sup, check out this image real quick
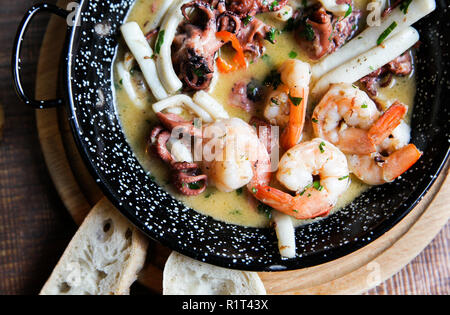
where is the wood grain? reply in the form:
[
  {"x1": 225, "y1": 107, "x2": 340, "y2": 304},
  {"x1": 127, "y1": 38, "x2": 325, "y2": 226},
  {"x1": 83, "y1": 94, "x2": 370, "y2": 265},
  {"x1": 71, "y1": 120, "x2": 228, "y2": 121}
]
[
  {"x1": 34, "y1": 0, "x2": 450, "y2": 295},
  {"x1": 0, "y1": 0, "x2": 77, "y2": 295},
  {"x1": 0, "y1": 0, "x2": 447, "y2": 295}
]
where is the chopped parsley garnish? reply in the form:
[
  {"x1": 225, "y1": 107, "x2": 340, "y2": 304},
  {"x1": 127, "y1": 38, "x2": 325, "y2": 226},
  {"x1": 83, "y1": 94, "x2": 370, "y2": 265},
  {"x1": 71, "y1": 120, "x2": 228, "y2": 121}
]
[
  {"x1": 303, "y1": 23, "x2": 315, "y2": 41},
  {"x1": 377, "y1": 22, "x2": 397, "y2": 45},
  {"x1": 299, "y1": 184, "x2": 312, "y2": 196},
  {"x1": 344, "y1": 4, "x2": 352, "y2": 19},
  {"x1": 243, "y1": 15, "x2": 253, "y2": 25},
  {"x1": 328, "y1": 30, "x2": 334, "y2": 42},
  {"x1": 361, "y1": 104, "x2": 368, "y2": 108},
  {"x1": 288, "y1": 94, "x2": 303, "y2": 106},
  {"x1": 269, "y1": 0, "x2": 279, "y2": 11},
  {"x1": 266, "y1": 27, "x2": 279, "y2": 44},
  {"x1": 257, "y1": 203, "x2": 273, "y2": 219},
  {"x1": 339, "y1": 175, "x2": 349, "y2": 181},
  {"x1": 188, "y1": 182, "x2": 202, "y2": 190},
  {"x1": 313, "y1": 180, "x2": 323, "y2": 191},
  {"x1": 252, "y1": 187, "x2": 258, "y2": 194},
  {"x1": 155, "y1": 29, "x2": 165, "y2": 54},
  {"x1": 329, "y1": 19, "x2": 337, "y2": 42},
  {"x1": 192, "y1": 67, "x2": 204, "y2": 78},
  {"x1": 400, "y1": 0, "x2": 413, "y2": 14},
  {"x1": 319, "y1": 141, "x2": 326, "y2": 153},
  {"x1": 288, "y1": 51, "x2": 298, "y2": 59},
  {"x1": 261, "y1": 54, "x2": 272, "y2": 64},
  {"x1": 283, "y1": 17, "x2": 300, "y2": 32},
  {"x1": 271, "y1": 97, "x2": 280, "y2": 106},
  {"x1": 229, "y1": 209, "x2": 242, "y2": 215},
  {"x1": 312, "y1": 118, "x2": 319, "y2": 123}
]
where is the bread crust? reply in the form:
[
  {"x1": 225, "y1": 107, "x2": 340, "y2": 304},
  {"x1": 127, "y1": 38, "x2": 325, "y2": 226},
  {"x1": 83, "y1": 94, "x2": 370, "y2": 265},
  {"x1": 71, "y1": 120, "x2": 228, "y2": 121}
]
[
  {"x1": 163, "y1": 251, "x2": 266, "y2": 295},
  {"x1": 40, "y1": 198, "x2": 148, "y2": 295}
]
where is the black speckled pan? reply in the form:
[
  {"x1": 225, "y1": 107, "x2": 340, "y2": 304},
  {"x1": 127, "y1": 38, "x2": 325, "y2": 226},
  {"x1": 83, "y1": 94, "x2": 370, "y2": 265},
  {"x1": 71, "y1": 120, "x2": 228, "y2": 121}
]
[{"x1": 13, "y1": 0, "x2": 450, "y2": 271}]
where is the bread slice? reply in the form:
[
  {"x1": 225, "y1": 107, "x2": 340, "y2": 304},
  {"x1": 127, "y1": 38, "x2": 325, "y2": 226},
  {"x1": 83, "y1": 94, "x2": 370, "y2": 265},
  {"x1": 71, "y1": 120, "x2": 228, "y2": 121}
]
[
  {"x1": 40, "y1": 198, "x2": 148, "y2": 295},
  {"x1": 163, "y1": 252, "x2": 266, "y2": 295}
]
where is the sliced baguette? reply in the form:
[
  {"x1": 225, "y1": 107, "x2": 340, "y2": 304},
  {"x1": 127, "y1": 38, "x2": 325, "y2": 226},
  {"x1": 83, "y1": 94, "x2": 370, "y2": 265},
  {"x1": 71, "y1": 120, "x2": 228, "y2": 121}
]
[
  {"x1": 163, "y1": 252, "x2": 266, "y2": 295},
  {"x1": 40, "y1": 198, "x2": 148, "y2": 295}
]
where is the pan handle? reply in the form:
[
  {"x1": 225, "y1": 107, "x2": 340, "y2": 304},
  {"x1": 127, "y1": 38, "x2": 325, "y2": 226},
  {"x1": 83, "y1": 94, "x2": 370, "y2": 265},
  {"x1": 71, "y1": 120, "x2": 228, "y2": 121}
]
[{"x1": 12, "y1": 3, "x2": 70, "y2": 109}]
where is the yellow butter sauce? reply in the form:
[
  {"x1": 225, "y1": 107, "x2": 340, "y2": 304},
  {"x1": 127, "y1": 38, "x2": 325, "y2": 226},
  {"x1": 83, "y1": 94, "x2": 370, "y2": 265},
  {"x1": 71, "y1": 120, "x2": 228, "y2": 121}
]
[{"x1": 114, "y1": 0, "x2": 416, "y2": 228}]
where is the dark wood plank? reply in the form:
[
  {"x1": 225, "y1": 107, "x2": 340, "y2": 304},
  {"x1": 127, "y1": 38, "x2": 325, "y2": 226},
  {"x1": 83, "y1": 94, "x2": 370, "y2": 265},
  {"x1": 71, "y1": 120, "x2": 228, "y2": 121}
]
[
  {"x1": 0, "y1": 0, "x2": 447, "y2": 295},
  {"x1": 0, "y1": 0, "x2": 76, "y2": 295},
  {"x1": 366, "y1": 223, "x2": 449, "y2": 295}
]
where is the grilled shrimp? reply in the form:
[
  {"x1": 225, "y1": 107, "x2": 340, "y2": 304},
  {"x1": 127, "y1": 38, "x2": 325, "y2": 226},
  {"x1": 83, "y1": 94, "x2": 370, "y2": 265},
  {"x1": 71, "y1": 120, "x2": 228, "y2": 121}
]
[
  {"x1": 378, "y1": 120, "x2": 411, "y2": 155},
  {"x1": 250, "y1": 139, "x2": 350, "y2": 220},
  {"x1": 264, "y1": 59, "x2": 312, "y2": 150},
  {"x1": 312, "y1": 83, "x2": 422, "y2": 185},
  {"x1": 202, "y1": 118, "x2": 271, "y2": 192},
  {"x1": 312, "y1": 83, "x2": 408, "y2": 155},
  {"x1": 346, "y1": 112, "x2": 421, "y2": 185},
  {"x1": 347, "y1": 144, "x2": 422, "y2": 185}
]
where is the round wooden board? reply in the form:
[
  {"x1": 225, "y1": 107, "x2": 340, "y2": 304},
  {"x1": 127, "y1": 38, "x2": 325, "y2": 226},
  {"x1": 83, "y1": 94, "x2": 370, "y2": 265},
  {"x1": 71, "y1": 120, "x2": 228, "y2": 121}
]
[{"x1": 35, "y1": 0, "x2": 450, "y2": 295}]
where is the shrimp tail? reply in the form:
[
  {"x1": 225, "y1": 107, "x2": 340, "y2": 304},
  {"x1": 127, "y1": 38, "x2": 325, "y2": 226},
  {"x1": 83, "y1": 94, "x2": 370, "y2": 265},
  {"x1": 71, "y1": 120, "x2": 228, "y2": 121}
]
[
  {"x1": 280, "y1": 88, "x2": 308, "y2": 150},
  {"x1": 383, "y1": 143, "x2": 422, "y2": 182},
  {"x1": 337, "y1": 127, "x2": 377, "y2": 155},
  {"x1": 253, "y1": 185, "x2": 332, "y2": 220},
  {"x1": 368, "y1": 102, "x2": 408, "y2": 146}
]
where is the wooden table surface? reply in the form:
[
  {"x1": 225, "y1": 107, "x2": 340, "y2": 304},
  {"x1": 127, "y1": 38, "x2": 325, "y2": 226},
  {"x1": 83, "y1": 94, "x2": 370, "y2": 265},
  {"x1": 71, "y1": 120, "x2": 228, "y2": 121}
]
[{"x1": 0, "y1": 0, "x2": 448, "y2": 295}]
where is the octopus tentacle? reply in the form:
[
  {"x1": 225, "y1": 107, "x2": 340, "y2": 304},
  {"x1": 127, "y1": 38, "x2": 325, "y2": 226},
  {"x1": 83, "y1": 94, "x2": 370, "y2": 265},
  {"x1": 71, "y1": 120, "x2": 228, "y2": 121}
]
[
  {"x1": 175, "y1": 172, "x2": 208, "y2": 184},
  {"x1": 156, "y1": 112, "x2": 202, "y2": 137},
  {"x1": 216, "y1": 11, "x2": 241, "y2": 34},
  {"x1": 155, "y1": 130, "x2": 174, "y2": 163},
  {"x1": 150, "y1": 125, "x2": 164, "y2": 143},
  {"x1": 172, "y1": 164, "x2": 208, "y2": 196},
  {"x1": 172, "y1": 161, "x2": 200, "y2": 170},
  {"x1": 359, "y1": 51, "x2": 413, "y2": 96},
  {"x1": 173, "y1": 0, "x2": 285, "y2": 91},
  {"x1": 181, "y1": 1, "x2": 215, "y2": 26},
  {"x1": 180, "y1": 52, "x2": 215, "y2": 91},
  {"x1": 296, "y1": 5, "x2": 361, "y2": 61},
  {"x1": 227, "y1": 0, "x2": 288, "y2": 17},
  {"x1": 149, "y1": 118, "x2": 208, "y2": 196}
]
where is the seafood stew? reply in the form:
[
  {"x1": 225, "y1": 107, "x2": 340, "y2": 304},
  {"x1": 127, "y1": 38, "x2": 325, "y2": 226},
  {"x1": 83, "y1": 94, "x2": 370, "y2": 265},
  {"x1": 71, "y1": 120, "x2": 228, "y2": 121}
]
[{"x1": 114, "y1": 0, "x2": 436, "y2": 258}]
